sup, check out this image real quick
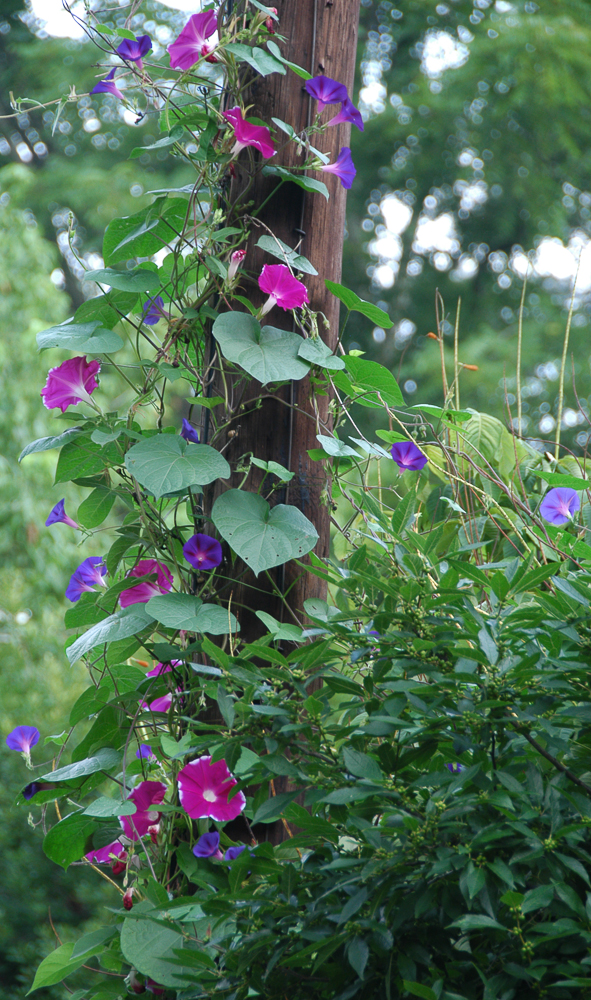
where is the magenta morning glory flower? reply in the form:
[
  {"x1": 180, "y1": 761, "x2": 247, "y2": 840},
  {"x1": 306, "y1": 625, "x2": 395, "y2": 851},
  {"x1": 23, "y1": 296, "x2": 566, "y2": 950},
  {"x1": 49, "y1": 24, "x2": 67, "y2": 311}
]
[
  {"x1": 85, "y1": 839, "x2": 126, "y2": 865},
  {"x1": 177, "y1": 755, "x2": 246, "y2": 822},
  {"x1": 192, "y1": 831, "x2": 223, "y2": 859},
  {"x1": 223, "y1": 106, "x2": 275, "y2": 159},
  {"x1": 539, "y1": 487, "x2": 581, "y2": 526},
  {"x1": 305, "y1": 74, "x2": 348, "y2": 111},
  {"x1": 140, "y1": 689, "x2": 179, "y2": 714},
  {"x1": 45, "y1": 499, "x2": 78, "y2": 530},
  {"x1": 6, "y1": 726, "x2": 40, "y2": 754},
  {"x1": 119, "y1": 559, "x2": 173, "y2": 608},
  {"x1": 180, "y1": 419, "x2": 199, "y2": 444},
  {"x1": 91, "y1": 69, "x2": 124, "y2": 101},
  {"x1": 120, "y1": 780, "x2": 167, "y2": 841},
  {"x1": 142, "y1": 296, "x2": 167, "y2": 325},
  {"x1": 168, "y1": 10, "x2": 218, "y2": 70},
  {"x1": 41, "y1": 356, "x2": 101, "y2": 412},
  {"x1": 258, "y1": 264, "x2": 309, "y2": 315},
  {"x1": 146, "y1": 661, "x2": 178, "y2": 677},
  {"x1": 390, "y1": 440, "x2": 428, "y2": 472},
  {"x1": 318, "y1": 147, "x2": 356, "y2": 189},
  {"x1": 183, "y1": 533, "x2": 223, "y2": 570},
  {"x1": 65, "y1": 556, "x2": 108, "y2": 602},
  {"x1": 326, "y1": 96, "x2": 364, "y2": 131},
  {"x1": 116, "y1": 34, "x2": 152, "y2": 70},
  {"x1": 136, "y1": 744, "x2": 154, "y2": 760}
]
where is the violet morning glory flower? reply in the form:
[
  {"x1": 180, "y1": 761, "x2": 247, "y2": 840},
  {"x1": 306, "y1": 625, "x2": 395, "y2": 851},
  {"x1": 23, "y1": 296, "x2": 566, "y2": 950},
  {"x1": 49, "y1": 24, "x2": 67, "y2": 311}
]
[
  {"x1": 119, "y1": 559, "x2": 173, "y2": 608},
  {"x1": 224, "y1": 845, "x2": 249, "y2": 861},
  {"x1": 168, "y1": 10, "x2": 218, "y2": 70},
  {"x1": 6, "y1": 726, "x2": 40, "y2": 754},
  {"x1": 45, "y1": 499, "x2": 79, "y2": 530},
  {"x1": 23, "y1": 782, "x2": 41, "y2": 800},
  {"x1": 177, "y1": 756, "x2": 246, "y2": 822},
  {"x1": 142, "y1": 296, "x2": 168, "y2": 325},
  {"x1": 223, "y1": 106, "x2": 275, "y2": 159},
  {"x1": 318, "y1": 147, "x2": 356, "y2": 189},
  {"x1": 91, "y1": 69, "x2": 124, "y2": 101},
  {"x1": 193, "y1": 830, "x2": 223, "y2": 859},
  {"x1": 258, "y1": 264, "x2": 309, "y2": 315},
  {"x1": 120, "y1": 780, "x2": 167, "y2": 841},
  {"x1": 116, "y1": 34, "x2": 152, "y2": 70},
  {"x1": 390, "y1": 440, "x2": 428, "y2": 472},
  {"x1": 65, "y1": 556, "x2": 108, "y2": 602},
  {"x1": 326, "y1": 96, "x2": 364, "y2": 131},
  {"x1": 305, "y1": 74, "x2": 348, "y2": 111},
  {"x1": 180, "y1": 419, "x2": 199, "y2": 444},
  {"x1": 183, "y1": 533, "x2": 223, "y2": 571},
  {"x1": 136, "y1": 744, "x2": 154, "y2": 760},
  {"x1": 446, "y1": 763, "x2": 463, "y2": 774},
  {"x1": 41, "y1": 356, "x2": 101, "y2": 412},
  {"x1": 539, "y1": 487, "x2": 581, "y2": 526}
]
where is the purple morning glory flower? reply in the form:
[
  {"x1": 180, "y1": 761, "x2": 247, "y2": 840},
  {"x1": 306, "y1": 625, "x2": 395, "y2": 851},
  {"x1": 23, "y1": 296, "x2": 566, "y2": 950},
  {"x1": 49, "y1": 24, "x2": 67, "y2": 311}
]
[
  {"x1": 116, "y1": 34, "x2": 152, "y2": 70},
  {"x1": 91, "y1": 69, "x2": 124, "y2": 101},
  {"x1": 136, "y1": 745, "x2": 154, "y2": 760},
  {"x1": 193, "y1": 831, "x2": 223, "y2": 859},
  {"x1": 318, "y1": 147, "x2": 356, "y2": 189},
  {"x1": 23, "y1": 782, "x2": 41, "y2": 800},
  {"x1": 142, "y1": 296, "x2": 167, "y2": 325},
  {"x1": 6, "y1": 726, "x2": 40, "y2": 754},
  {"x1": 65, "y1": 556, "x2": 108, "y2": 602},
  {"x1": 305, "y1": 74, "x2": 348, "y2": 111},
  {"x1": 224, "y1": 845, "x2": 250, "y2": 861},
  {"x1": 183, "y1": 533, "x2": 223, "y2": 571},
  {"x1": 180, "y1": 419, "x2": 199, "y2": 444},
  {"x1": 326, "y1": 97, "x2": 364, "y2": 131},
  {"x1": 539, "y1": 487, "x2": 581, "y2": 526},
  {"x1": 45, "y1": 499, "x2": 78, "y2": 530},
  {"x1": 446, "y1": 763, "x2": 463, "y2": 774},
  {"x1": 390, "y1": 440, "x2": 428, "y2": 472}
]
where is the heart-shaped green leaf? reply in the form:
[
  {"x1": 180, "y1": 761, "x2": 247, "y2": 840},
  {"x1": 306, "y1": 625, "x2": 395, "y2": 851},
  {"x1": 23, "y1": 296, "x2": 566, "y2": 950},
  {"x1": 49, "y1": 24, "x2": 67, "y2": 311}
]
[
  {"x1": 211, "y1": 490, "x2": 318, "y2": 575},
  {"x1": 146, "y1": 593, "x2": 238, "y2": 635},
  {"x1": 212, "y1": 312, "x2": 310, "y2": 384},
  {"x1": 125, "y1": 436, "x2": 230, "y2": 498}
]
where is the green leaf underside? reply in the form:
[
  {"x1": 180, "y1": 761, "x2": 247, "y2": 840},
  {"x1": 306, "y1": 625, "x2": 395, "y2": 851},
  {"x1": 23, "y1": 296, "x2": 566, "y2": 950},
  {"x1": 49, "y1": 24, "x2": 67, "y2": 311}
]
[
  {"x1": 39, "y1": 747, "x2": 121, "y2": 783},
  {"x1": 255, "y1": 234, "x2": 318, "y2": 275},
  {"x1": 36, "y1": 320, "x2": 124, "y2": 354},
  {"x1": 66, "y1": 605, "x2": 154, "y2": 664},
  {"x1": 19, "y1": 427, "x2": 84, "y2": 462},
  {"x1": 212, "y1": 490, "x2": 318, "y2": 575},
  {"x1": 212, "y1": 312, "x2": 310, "y2": 384},
  {"x1": 262, "y1": 164, "x2": 329, "y2": 200},
  {"x1": 125, "y1": 436, "x2": 230, "y2": 498},
  {"x1": 120, "y1": 902, "x2": 196, "y2": 988},
  {"x1": 325, "y1": 278, "x2": 393, "y2": 327},
  {"x1": 298, "y1": 337, "x2": 346, "y2": 369},
  {"x1": 84, "y1": 267, "x2": 161, "y2": 293},
  {"x1": 146, "y1": 593, "x2": 239, "y2": 635}
]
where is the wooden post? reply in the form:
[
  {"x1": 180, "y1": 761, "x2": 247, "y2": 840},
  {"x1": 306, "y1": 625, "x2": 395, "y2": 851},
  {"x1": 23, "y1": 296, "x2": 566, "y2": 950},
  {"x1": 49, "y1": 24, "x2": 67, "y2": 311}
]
[{"x1": 205, "y1": 0, "x2": 360, "y2": 634}]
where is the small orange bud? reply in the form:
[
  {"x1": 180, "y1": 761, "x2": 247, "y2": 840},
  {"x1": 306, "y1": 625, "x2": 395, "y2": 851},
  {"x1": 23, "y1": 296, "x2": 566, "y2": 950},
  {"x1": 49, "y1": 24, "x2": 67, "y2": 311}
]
[
  {"x1": 426, "y1": 332, "x2": 438, "y2": 340},
  {"x1": 134, "y1": 659, "x2": 149, "y2": 668},
  {"x1": 463, "y1": 364, "x2": 479, "y2": 371}
]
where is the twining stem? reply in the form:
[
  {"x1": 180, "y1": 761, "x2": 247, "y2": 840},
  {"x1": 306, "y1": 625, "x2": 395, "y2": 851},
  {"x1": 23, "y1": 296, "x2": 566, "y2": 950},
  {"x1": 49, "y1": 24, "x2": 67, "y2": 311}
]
[{"x1": 516, "y1": 267, "x2": 528, "y2": 437}]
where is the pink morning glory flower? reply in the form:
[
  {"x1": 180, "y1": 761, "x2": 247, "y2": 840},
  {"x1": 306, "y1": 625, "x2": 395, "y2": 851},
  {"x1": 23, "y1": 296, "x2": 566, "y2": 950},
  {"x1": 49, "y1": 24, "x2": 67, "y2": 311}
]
[
  {"x1": 91, "y1": 69, "x2": 124, "y2": 101},
  {"x1": 258, "y1": 263, "x2": 309, "y2": 315},
  {"x1": 318, "y1": 147, "x2": 356, "y2": 189},
  {"x1": 168, "y1": 10, "x2": 218, "y2": 70},
  {"x1": 305, "y1": 74, "x2": 348, "y2": 111},
  {"x1": 192, "y1": 830, "x2": 223, "y2": 859},
  {"x1": 326, "y1": 96, "x2": 364, "y2": 132},
  {"x1": 41, "y1": 356, "x2": 101, "y2": 412},
  {"x1": 180, "y1": 419, "x2": 199, "y2": 444},
  {"x1": 6, "y1": 725, "x2": 40, "y2": 754},
  {"x1": 119, "y1": 559, "x2": 173, "y2": 608},
  {"x1": 45, "y1": 499, "x2": 78, "y2": 530},
  {"x1": 120, "y1": 780, "x2": 167, "y2": 841},
  {"x1": 177, "y1": 755, "x2": 246, "y2": 822},
  {"x1": 140, "y1": 690, "x2": 179, "y2": 714},
  {"x1": 146, "y1": 661, "x2": 178, "y2": 677},
  {"x1": 390, "y1": 440, "x2": 428, "y2": 472},
  {"x1": 65, "y1": 556, "x2": 108, "y2": 602},
  {"x1": 223, "y1": 106, "x2": 275, "y2": 159},
  {"x1": 116, "y1": 34, "x2": 152, "y2": 70},
  {"x1": 142, "y1": 296, "x2": 168, "y2": 325},
  {"x1": 539, "y1": 487, "x2": 581, "y2": 526},
  {"x1": 85, "y1": 840, "x2": 126, "y2": 865},
  {"x1": 183, "y1": 533, "x2": 223, "y2": 570}
]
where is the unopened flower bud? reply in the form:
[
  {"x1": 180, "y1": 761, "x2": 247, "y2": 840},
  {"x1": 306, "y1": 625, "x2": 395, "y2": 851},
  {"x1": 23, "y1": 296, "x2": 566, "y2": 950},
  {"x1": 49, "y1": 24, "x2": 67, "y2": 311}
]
[
  {"x1": 123, "y1": 887, "x2": 135, "y2": 910},
  {"x1": 463, "y1": 364, "x2": 479, "y2": 371},
  {"x1": 265, "y1": 8, "x2": 278, "y2": 31},
  {"x1": 147, "y1": 823, "x2": 160, "y2": 845},
  {"x1": 426, "y1": 331, "x2": 438, "y2": 340},
  {"x1": 228, "y1": 249, "x2": 247, "y2": 282},
  {"x1": 128, "y1": 970, "x2": 146, "y2": 994}
]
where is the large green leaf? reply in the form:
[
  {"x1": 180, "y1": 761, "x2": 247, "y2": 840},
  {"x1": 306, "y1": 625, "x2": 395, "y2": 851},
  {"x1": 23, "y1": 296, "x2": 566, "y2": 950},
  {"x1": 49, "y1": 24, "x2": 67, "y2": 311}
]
[
  {"x1": 125, "y1": 435, "x2": 230, "y2": 498},
  {"x1": 120, "y1": 902, "x2": 195, "y2": 988},
  {"x1": 66, "y1": 605, "x2": 155, "y2": 664},
  {"x1": 27, "y1": 942, "x2": 88, "y2": 992},
  {"x1": 103, "y1": 199, "x2": 189, "y2": 264},
  {"x1": 224, "y1": 42, "x2": 286, "y2": 76},
  {"x1": 325, "y1": 279, "x2": 393, "y2": 327},
  {"x1": 335, "y1": 356, "x2": 404, "y2": 408},
  {"x1": 76, "y1": 486, "x2": 116, "y2": 528},
  {"x1": 42, "y1": 813, "x2": 98, "y2": 870},
  {"x1": 146, "y1": 593, "x2": 238, "y2": 635},
  {"x1": 255, "y1": 235, "x2": 318, "y2": 275},
  {"x1": 212, "y1": 312, "x2": 310, "y2": 384},
  {"x1": 84, "y1": 267, "x2": 161, "y2": 293},
  {"x1": 262, "y1": 164, "x2": 329, "y2": 200},
  {"x1": 36, "y1": 320, "x2": 124, "y2": 354},
  {"x1": 38, "y1": 748, "x2": 121, "y2": 782},
  {"x1": 211, "y1": 490, "x2": 318, "y2": 575},
  {"x1": 19, "y1": 427, "x2": 84, "y2": 462}
]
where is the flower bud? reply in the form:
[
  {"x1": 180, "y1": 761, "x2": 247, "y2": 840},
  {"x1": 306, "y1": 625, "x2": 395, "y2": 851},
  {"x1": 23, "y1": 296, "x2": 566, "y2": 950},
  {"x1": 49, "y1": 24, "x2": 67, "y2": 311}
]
[
  {"x1": 147, "y1": 823, "x2": 160, "y2": 845},
  {"x1": 128, "y1": 970, "x2": 146, "y2": 994},
  {"x1": 228, "y1": 248, "x2": 246, "y2": 282},
  {"x1": 123, "y1": 887, "x2": 135, "y2": 910},
  {"x1": 265, "y1": 8, "x2": 278, "y2": 31}
]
